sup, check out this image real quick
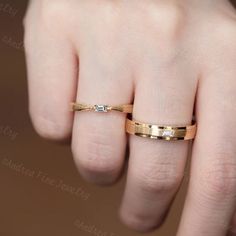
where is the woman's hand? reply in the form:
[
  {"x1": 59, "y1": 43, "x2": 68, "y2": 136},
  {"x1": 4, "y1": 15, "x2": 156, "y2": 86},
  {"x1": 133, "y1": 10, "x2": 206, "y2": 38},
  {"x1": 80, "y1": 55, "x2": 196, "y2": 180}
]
[{"x1": 24, "y1": 0, "x2": 236, "y2": 235}]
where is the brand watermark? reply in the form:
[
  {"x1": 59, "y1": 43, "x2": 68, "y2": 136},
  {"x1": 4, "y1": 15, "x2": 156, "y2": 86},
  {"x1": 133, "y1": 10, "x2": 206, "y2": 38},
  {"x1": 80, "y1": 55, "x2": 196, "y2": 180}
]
[
  {"x1": 74, "y1": 219, "x2": 118, "y2": 236},
  {"x1": 1, "y1": 157, "x2": 90, "y2": 201},
  {"x1": 0, "y1": 125, "x2": 18, "y2": 141},
  {"x1": 2, "y1": 35, "x2": 24, "y2": 52},
  {"x1": 0, "y1": 2, "x2": 18, "y2": 18}
]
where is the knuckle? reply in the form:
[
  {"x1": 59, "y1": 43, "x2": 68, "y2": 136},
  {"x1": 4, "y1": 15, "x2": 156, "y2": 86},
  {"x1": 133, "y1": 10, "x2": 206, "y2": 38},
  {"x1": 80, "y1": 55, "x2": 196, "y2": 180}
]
[
  {"x1": 72, "y1": 130, "x2": 119, "y2": 174},
  {"x1": 137, "y1": 2, "x2": 186, "y2": 61},
  {"x1": 40, "y1": 0, "x2": 71, "y2": 30},
  {"x1": 217, "y1": 16, "x2": 236, "y2": 39},
  {"x1": 79, "y1": 161, "x2": 116, "y2": 176},
  {"x1": 78, "y1": 153, "x2": 117, "y2": 175},
  {"x1": 135, "y1": 162, "x2": 183, "y2": 194},
  {"x1": 202, "y1": 152, "x2": 236, "y2": 197},
  {"x1": 209, "y1": 16, "x2": 236, "y2": 57},
  {"x1": 23, "y1": 1, "x2": 70, "y2": 53},
  {"x1": 146, "y1": 2, "x2": 185, "y2": 41},
  {"x1": 97, "y1": 0, "x2": 121, "y2": 16},
  {"x1": 121, "y1": 213, "x2": 159, "y2": 233},
  {"x1": 31, "y1": 114, "x2": 71, "y2": 141}
]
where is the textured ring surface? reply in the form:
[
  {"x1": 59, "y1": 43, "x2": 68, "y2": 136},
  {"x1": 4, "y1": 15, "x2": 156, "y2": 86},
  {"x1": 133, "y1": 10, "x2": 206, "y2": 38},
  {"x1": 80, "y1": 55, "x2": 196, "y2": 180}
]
[{"x1": 126, "y1": 118, "x2": 197, "y2": 141}]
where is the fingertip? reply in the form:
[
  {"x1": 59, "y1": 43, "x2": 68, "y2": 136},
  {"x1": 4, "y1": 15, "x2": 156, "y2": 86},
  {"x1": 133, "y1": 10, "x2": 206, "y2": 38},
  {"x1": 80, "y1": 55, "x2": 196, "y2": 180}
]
[
  {"x1": 119, "y1": 207, "x2": 163, "y2": 233},
  {"x1": 72, "y1": 148, "x2": 122, "y2": 186},
  {"x1": 30, "y1": 113, "x2": 72, "y2": 142}
]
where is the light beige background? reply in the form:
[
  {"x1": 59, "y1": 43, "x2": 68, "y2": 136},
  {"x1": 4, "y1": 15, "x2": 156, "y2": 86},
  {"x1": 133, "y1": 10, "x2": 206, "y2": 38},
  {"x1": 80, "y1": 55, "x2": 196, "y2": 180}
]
[{"x1": 0, "y1": 1, "x2": 235, "y2": 235}]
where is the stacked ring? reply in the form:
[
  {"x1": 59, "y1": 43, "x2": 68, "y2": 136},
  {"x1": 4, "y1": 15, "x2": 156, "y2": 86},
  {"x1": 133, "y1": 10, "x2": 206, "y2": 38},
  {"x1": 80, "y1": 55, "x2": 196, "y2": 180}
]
[
  {"x1": 70, "y1": 103, "x2": 197, "y2": 141},
  {"x1": 71, "y1": 103, "x2": 133, "y2": 114},
  {"x1": 126, "y1": 118, "x2": 197, "y2": 141}
]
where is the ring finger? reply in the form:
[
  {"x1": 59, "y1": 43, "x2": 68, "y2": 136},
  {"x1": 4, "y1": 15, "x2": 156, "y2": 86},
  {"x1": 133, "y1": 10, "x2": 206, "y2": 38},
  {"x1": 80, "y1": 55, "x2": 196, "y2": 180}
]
[{"x1": 120, "y1": 60, "x2": 198, "y2": 232}]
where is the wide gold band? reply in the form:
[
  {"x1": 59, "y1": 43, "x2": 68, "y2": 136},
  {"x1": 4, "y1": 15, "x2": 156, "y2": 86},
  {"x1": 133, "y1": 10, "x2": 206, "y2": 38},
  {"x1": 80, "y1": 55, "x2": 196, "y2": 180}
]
[
  {"x1": 71, "y1": 103, "x2": 133, "y2": 114},
  {"x1": 126, "y1": 118, "x2": 197, "y2": 141}
]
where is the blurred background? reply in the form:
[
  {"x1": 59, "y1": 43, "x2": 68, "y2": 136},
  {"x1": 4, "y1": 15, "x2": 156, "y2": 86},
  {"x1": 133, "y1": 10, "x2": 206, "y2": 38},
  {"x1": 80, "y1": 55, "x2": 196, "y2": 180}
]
[{"x1": 0, "y1": 1, "x2": 235, "y2": 236}]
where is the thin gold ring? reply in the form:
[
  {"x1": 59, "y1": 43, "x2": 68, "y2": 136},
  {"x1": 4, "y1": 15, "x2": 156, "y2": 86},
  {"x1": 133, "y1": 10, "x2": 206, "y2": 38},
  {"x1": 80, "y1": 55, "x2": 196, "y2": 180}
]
[
  {"x1": 71, "y1": 103, "x2": 133, "y2": 114},
  {"x1": 126, "y1": 118, "x2": 197, "y2": 141}
]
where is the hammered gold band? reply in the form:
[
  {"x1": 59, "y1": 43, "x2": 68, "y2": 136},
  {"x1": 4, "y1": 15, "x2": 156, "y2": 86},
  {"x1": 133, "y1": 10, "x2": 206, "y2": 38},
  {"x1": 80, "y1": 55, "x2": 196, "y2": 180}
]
[
  {"x1": 126, "y1": 118, "x2": 197, "y2": 141},
  {"x1": 71, "y1": 103, "x2": 133, "y2": 114}
]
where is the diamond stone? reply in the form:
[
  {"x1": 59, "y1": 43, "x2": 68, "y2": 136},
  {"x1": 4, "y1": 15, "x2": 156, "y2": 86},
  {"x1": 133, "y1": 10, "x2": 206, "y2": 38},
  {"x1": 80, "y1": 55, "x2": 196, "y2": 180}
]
[
  {"x1": 94, "y1": 105, "x2": 108, "y2": 112},
  {"x1": 162, "y1": 129, "x2": 175, "y2": 138}
]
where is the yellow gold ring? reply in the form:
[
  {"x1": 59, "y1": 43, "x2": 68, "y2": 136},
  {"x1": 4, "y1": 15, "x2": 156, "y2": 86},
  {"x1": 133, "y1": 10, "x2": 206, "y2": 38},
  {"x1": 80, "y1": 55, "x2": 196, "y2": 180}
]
[
  {"x1": 71, "y1": 103, "x2": 133, "y2": 114},
  {"x1": 126, "y1": 118, "x2": 197, "y2": 141}
]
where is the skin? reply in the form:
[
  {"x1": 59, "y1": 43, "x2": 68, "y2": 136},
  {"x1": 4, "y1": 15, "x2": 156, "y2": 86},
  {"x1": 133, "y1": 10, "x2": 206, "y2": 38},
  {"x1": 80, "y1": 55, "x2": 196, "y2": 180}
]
[{"x1": 24, "y1": 0, "x2": 236, "y2": 235}]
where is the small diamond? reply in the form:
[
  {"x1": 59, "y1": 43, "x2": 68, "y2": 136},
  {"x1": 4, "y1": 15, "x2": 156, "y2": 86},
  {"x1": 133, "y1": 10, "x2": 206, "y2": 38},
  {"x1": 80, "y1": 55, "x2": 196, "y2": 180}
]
[
  {"x1": 162, "y1": 130, "x2": 175, "y2": 138},
  {"x1": 94, "y1": 105, "x2": 108, "y2": 112}
]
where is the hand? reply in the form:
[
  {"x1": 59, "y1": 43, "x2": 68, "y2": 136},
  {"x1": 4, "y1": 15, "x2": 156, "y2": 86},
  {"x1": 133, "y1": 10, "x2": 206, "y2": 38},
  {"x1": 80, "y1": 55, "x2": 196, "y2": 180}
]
[{"x1": 24, "y1": 0, "x2": 236, "y2": 235}]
